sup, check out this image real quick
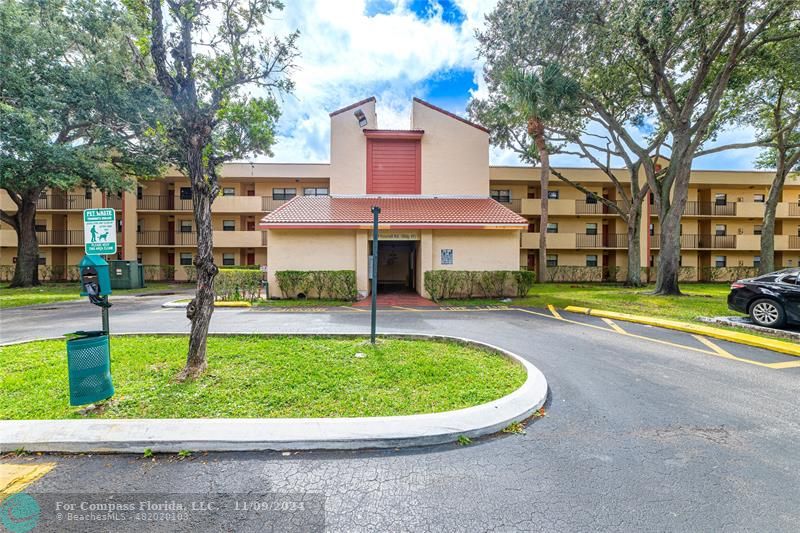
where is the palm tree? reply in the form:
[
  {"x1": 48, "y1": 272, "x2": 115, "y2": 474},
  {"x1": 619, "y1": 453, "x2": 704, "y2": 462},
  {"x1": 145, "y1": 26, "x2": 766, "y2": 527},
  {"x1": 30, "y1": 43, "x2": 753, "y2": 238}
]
[{"x1": 502, "y1": 64, "x2": 580, "y2": 282}]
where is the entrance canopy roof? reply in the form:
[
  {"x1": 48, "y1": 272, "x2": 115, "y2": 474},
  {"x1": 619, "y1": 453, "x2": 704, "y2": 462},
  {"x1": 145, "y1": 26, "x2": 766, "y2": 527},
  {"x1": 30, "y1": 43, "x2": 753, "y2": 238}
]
[{"x1": 259, "y1": 196, "x2": 528, "y2": 229}]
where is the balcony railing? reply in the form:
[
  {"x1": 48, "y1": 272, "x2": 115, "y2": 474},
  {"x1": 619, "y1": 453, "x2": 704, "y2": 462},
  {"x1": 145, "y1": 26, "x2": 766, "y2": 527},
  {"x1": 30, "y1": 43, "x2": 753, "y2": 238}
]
[
  {"x1": 790, "y1": 235, "x2": 800, "y2": 249},
  {"x1": 36, "y1": 230, "x2": 84, "y2": 245},
  {"x1": 262, "y1": 196, "x2": 290, "y2": 212},
  {"x1": 136, "y1": 231, "x2": 197, "y2": 246},
  {"x1": 651, "y1": 234, "x2": 737, "y2": 249},
  {"x1": 137, "y1": 195, "x2": 193, "y2": 210},
  {"x1": 36, "y1": 195, "x2": 122, "y2": 211},
  {"x1": 492, "y1": 198, "x2": 522, "y2": 213},
  {"x1": 575, "y1": 200, "x2": 611, "y2": 215},
  {"x1": 576, "y1": 233, "x2": 628, "y2": 248},
  {"x1": 261, "y1": 231, "x2": 268, "y2": 245},
  {"x1": 683, "y1": 201, "x2": 737, "y2": 216},
  {"x1": 790, "y1": 203, "x2": 800, "y2": 217}
]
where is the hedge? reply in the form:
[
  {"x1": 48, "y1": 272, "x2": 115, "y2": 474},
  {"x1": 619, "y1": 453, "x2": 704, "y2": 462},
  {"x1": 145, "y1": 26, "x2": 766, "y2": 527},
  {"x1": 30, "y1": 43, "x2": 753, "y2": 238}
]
[
  {"x1": 275, "y1": 270, "x2": 357, "y2": 300},
  {"x1": 424, "y1": 270, "x2": 535, "y2": 301},
  {"x1": 215, "y1": 268, "x2": 262, "y2": 301}
]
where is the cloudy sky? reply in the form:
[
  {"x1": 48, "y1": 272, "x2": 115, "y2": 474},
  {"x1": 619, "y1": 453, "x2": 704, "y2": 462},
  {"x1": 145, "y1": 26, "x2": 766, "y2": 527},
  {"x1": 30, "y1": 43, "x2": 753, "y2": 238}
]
[{"x1": 262, "y1": 0, "x2": 762, "y2": 170}]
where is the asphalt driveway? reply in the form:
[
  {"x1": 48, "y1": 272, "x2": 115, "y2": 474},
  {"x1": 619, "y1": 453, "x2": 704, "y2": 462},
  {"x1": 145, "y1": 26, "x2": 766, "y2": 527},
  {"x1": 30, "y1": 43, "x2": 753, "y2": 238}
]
[{"x1": 2, "y1": 296, "x2": 799, "y2": 531}]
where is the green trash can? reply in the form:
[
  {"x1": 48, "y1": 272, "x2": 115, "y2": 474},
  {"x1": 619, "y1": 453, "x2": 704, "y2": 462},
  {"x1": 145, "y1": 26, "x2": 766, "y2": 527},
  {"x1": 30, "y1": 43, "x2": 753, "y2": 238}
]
[
  {"x1": 66, "y1": 331, "x2": 114, "y2": 406},
  {"x1": 108, "y1": 260, "x2": 144, "y2": 290}
]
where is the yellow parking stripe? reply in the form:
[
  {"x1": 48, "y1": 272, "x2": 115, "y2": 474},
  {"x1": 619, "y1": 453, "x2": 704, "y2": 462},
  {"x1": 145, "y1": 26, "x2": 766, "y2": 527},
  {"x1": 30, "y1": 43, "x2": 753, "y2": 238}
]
[
  {"x1": 547, "y1": 304, "x2": 563, "y2": 320},
  {"x1": 601, "y1": 318, "x2": 626, "y2": 334},
  {"x1": 0, "y1": 463, "x2": 55, "y2": 502},
  {"x1": 767, "y1": 360, "x2": 800, "y2": 369}
]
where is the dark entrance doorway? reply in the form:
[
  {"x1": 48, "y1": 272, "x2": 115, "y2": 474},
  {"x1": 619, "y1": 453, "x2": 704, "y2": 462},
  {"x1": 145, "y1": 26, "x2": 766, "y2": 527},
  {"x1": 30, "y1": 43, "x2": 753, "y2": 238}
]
[{"x1": 372, "y1": 241, "x2": 417, "y2": 293}]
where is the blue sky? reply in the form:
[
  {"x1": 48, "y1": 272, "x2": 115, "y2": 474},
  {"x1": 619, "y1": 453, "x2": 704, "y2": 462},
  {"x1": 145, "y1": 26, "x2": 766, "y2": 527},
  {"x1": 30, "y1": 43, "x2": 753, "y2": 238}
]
[{"x1": 264, "y1": 0, "x2": 763, "y2": 171}]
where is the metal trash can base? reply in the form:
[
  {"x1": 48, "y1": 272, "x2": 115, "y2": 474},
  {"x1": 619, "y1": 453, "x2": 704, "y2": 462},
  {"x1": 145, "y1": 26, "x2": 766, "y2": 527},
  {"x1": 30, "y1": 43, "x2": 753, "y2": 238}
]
[{"x1": 66, "y1": 333, "x2": 114, "y2": 406}]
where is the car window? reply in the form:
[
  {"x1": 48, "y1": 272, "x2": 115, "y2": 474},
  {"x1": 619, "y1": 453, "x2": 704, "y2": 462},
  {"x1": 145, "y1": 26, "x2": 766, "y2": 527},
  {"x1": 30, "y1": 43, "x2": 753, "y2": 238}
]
[
  {"x1": 780, "y1": 274, "x2": 798, "y2": 285},
  {"x1": 756, "y1": 275, "x2": 778, "y2": 283}
]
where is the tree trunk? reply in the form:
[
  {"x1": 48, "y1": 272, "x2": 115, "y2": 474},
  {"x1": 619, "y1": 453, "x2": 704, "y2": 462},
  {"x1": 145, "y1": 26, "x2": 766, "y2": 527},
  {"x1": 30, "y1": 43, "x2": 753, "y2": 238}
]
[
  {"x1": 760, "y1": 165, "x2": 786, "y2": 275},
  {"x1": 532, "y1": 122, "x2": 549, "y2": 283},
  {"x1": 654, "y1": 140, "x2": 692, "y2": 296},
  {"x1": 625, "y1": 205, "x2": 643, "y2": 287},
  {"x1": 9, "y1": 190, "x2": 42, "y2": 288},
  {"x1": 179, "y1": 144, "x2": 218, "y2": 381}
]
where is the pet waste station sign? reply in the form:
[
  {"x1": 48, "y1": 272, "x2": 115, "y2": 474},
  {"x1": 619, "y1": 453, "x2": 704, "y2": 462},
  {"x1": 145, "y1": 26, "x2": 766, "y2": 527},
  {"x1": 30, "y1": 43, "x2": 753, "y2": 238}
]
[{"x1": 83, "y1": 208, "x2": 117, "y2": 255}]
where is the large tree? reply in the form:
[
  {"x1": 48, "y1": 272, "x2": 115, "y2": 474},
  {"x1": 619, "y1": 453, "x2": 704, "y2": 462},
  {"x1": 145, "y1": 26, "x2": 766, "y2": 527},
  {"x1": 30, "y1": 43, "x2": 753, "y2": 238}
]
[
  {"x1": 0, "y1": 0, "x2": 164, "y2": 287},
  {"x1": 142, "y1": 0, "x2": 298, "y2": 379},
  {"x1": 477, "y1": 0, "x2": 799, "y2": 295}
]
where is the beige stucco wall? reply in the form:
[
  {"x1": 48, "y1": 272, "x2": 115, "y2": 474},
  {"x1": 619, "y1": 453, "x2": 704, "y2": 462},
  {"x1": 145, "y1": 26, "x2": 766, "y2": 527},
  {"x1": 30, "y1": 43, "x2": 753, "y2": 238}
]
[
  {"x1": 411, "y1": 100, "x2": 489, "y2": 196},
  {"x1": 329, "y1": 99, "x2": 377, "y2": 195},
  {"x1": 265, "y1": 229, "x2": 366, "y2": 298}
]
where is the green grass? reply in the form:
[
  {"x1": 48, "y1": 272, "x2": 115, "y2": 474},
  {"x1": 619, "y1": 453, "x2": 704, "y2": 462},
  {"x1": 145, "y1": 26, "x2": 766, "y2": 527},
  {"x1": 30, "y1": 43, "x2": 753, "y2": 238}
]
[
  {"x1": 0, "y1": 335, "x2": 526, "y2": 420},
  {"x1": 443, "y1": 282, "x2": 732, "y2": 323},
  {"x1": 0, "y1": 282, "x2": 190, "y2": 309}
]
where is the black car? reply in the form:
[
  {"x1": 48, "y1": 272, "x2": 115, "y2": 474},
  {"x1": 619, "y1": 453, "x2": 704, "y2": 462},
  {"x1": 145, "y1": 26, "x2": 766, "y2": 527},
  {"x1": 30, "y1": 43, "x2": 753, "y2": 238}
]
[{"x1": 728, "y1": 268, "x2": 800, "y2": 328}]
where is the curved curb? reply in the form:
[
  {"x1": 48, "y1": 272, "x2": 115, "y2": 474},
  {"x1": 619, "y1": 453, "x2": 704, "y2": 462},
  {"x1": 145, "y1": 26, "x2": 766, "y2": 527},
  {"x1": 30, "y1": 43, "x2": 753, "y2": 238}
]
[
  {"x1": 0, "y1": 334, "x2": 548, "y2": 453},
  {"x1": 161, "y1": 300, "x2": 251, "y2": 308},
  {"x1": 565, "y1": 305, "x2": 800, "y2": 357}
]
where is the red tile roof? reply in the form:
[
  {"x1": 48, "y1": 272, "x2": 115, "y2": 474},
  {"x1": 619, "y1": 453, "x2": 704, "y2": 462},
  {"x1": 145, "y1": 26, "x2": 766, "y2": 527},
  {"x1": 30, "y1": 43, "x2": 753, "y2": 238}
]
[{"x1": 260, "y1": 196, "x2": 527, "y2": 228}]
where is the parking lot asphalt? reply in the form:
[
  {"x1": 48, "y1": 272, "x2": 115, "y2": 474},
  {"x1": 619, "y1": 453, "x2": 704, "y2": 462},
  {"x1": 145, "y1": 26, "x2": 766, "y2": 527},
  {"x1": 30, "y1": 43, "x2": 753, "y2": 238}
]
[{"x1": 2, "y1": 295, "x2": 800, "y2": 531}]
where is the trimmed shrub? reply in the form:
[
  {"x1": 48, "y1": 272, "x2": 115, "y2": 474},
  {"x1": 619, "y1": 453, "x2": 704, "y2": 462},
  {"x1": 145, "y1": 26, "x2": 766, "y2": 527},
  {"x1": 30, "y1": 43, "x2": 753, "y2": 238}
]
[
  {"x1": 423, "y1": 270, "x2": 532, "y2": 302},
  {"x1": 183, "y1": 265, "x2": 197, "y2": 282},
  {"x1": 275, "y1": 270, "x2": 357, "y2": 300},
  {"x1": 215, "y1": 268, "x2": 262, "y2": 301}
]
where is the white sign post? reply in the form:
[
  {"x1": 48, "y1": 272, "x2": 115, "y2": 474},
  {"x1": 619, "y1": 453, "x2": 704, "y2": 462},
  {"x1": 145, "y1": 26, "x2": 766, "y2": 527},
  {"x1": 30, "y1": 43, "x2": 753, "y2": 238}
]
[{"x1": 83, "y1": 208, "x2": 117, "y2": 255}]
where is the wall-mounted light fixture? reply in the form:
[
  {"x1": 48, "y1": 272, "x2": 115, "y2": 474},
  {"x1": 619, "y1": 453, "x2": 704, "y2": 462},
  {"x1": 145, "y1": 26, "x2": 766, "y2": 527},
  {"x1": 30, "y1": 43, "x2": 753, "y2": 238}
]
[{"x1": 354, "y1": 109, "x2": 368, "y2": 128}]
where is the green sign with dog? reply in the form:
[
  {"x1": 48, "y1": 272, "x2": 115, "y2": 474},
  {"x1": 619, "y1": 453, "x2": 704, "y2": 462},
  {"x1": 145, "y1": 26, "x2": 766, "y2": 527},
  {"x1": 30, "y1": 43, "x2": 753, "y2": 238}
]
[{"x1": 83, "y1": 208, "x2": 117, "y2": 255}]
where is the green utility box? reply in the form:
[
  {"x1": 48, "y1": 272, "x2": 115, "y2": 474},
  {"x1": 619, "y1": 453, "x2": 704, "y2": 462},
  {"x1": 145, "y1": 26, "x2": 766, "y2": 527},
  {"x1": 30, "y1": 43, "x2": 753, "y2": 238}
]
[
  {"x1": 108, "y1": 260, "x2": 144, "y2": 289},
  {"x1": 66, "y1": 331, "x2": 114, "y2": 406}
]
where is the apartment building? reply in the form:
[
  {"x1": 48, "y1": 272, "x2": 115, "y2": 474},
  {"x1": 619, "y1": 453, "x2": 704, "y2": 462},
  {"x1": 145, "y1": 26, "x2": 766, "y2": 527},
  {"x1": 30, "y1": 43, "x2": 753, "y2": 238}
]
[{"x1": 2, "y1": 96, "x2": 799, "y2": 292}]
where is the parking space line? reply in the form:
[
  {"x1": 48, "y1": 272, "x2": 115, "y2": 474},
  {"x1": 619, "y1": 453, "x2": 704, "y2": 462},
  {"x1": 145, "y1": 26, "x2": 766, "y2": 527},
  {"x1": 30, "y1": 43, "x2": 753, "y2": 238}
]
[
  {"x1": 767, "y1": 360, "x2": 800, "y2": 369},
  {"x1": 547, "y1": 304, "x2": 563, "y2": 320},
  {"x1": 601, "y1": 318, "x2": 626, "y2": 334},
  {"x1": 0, "y1": 463, "x2": 55, "y2": 502}
]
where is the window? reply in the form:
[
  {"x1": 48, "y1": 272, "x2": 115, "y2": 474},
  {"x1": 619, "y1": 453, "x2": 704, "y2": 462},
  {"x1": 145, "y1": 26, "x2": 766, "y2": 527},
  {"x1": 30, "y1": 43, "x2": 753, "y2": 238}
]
[
  {"x1": 491, "y1": 189, "x2": 511, "y2": 203},
  {"x1": 754, "y1": 194, "x2": 765, "y2": 203},
  {"x1": 649, "y1": 192, "x2": 654, "y2": 205},
  {"x1": 180, "y1": 187, "x2": 192, "y2": 200},
  {"x1": 649, "y1": 223, "x2": 655, "y2": 236},
  {"x1": 180, "y1": 253, "x2": 192, "y2": 266},
  {"x1": 585, "y1": 223, "x2": 598, "y2": 236},
  {"x1": 585, "y1": 193, "x2": 597, "y2": 204},
  {"x1": 547, "y1": 190, "x2": 559, "y2": 199},
  {"x1": 754, "y1": 225, "x2": 763, "y2": 235},
  {"x1": 222, "y1": 253, "x2": 235, "y2": 266},
  {"x1": 180, "y1": 220, "x2": 192, "y2": 233},
  {"x1": 715, "y1": 255, "x2": 727, "y2": 268},
  {"x1": 222, "y1": 220, "x2": 235, "y2": 231},
  {"x1": 303, "y1": 187, "x2": 329, "y2": 196},
  {"x1": 546, "y1": 254, "x2": 558, "y2": 267},
  {"x1": 715, "y1": 224, "x2": 727, "y2": 236},
  {"x1": 586, "y1": 255, "x2": 598, "y2": 267},
  {"x1": 38, "y1": 256, "x2": 46, "y2": 265},
  {"x1": 272, "y1": 188, "x2": 296, "y2": 200},
  {"x1": 714, "y1": 193, "x2": 727, "y2": 206},
  {"x1": 546, "y1": 223, "x2": 558, "y2": 233},
  {"x1": 137, "y1": 219, "x2": 143, "y2": 233},
  {"x1": 781, "y1": 273, "x2": 798, "y2": 285},
  {"x1": 137, "y1": 186, "x2": 143, "y2": 200},
  {"x1": 753, "y1": 256, "x2": 761, "y2": 268},
  {"x1": 679, "y1": 255, "x2": 683, "y2": 267},
  {"x1": 222, "y1": 187, "x2": 236, "y2": 196},
  {"x1": 649, "y1": 255, "x2": 655, "y2": 267},
  {"x1": 34, "y1": 221, "x2": 46, "y2": 232},
  {"x1": 84, "y1": 187, "x2": 92, "y2": 200}
]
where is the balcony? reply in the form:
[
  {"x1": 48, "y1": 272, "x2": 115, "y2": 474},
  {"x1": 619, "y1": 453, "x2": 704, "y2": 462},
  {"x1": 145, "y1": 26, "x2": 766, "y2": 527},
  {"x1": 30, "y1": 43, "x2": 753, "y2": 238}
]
[
  {"x1": 137, "y1": 195, "x2": 192, "y2": 211},
  {"x1": 575, "y1": 201, "x2": 612, "y2": 215},
  {"x1": 136, "y1": 195, "x2": 291, "y2": 213},
  {"x1": 520, "y1": 232, "x2": 577, "y2": 249},
  {"x1": 651, "y1": 234, "x2": 737, "y2": 249},
  {"x1": 776, "y1": 202, "x2": 800, "y2": 217},
  {"x1": 213, "y1": 195, "x2": 263, "y2": 212},
  {"x1": 790, "y1": 235, "x2": 800, "y2": 249},
  {"x1": 519, "y1": 198, "x2": 578, "y2": 216},
  {"x1": 262, "y1": 196, "x2": 291, "y2": 212},
  {"x1": 683, "y1": 201, "x2": 737, "y2": 216},
  {"x1": 137, "y1": 231, "x2": 198, "y2": 246},
  {"x1": 576, "y1": 233, "x2": 628, "y2": 248},
  {"x1": 212, "y1": 230, "x2": 263, "y2": 247},
  {"x1": 33, "y1": 194, "x2": 122, "y2": 211}
]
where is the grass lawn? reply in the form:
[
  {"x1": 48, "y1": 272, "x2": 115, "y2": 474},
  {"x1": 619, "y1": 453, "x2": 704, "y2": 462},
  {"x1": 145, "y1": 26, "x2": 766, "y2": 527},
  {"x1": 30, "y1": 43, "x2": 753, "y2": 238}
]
[
  {"x1": 443, "y1": 283, "x2": 732, "y2": 322},
  {"x1": 0, "y1": 282, "x2": 191, "y2": 309},
  {"x1": 0, "y1": 335, "x2": 526, "y2": 420}
]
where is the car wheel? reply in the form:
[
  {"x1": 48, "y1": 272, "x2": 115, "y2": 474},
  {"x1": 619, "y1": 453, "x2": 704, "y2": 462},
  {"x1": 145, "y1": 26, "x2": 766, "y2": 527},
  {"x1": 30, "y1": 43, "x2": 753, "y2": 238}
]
[{"x1": 749, "y1": 299, "x2": 786, "y2": 328}]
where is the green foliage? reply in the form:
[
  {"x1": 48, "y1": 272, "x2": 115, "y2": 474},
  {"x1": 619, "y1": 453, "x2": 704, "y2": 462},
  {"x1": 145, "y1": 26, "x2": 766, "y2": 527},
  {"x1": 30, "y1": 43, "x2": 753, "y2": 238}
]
[
  {"x1": 700, "y1": 267, "x2": 759, "y2": 283},
  {"x1": 215, "y1": 269, "x2": 262, "y2": 301},
  {"x1": 424, "y1": 270, "x2": 532, "y2": 302},
  {"x1": 143, "y1": 448, "x2": 154, "y2": 458},
  {"x1": 457, "y1": 436, "x2": 472, "y2": 446},
  {"x1": 275, "y1": 271, "x2": 357, "y2": 300}
]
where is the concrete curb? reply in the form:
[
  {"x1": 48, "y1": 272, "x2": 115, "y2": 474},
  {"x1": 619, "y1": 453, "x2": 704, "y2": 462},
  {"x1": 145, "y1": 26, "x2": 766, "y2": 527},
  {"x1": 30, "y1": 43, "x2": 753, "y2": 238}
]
[
  {"x1": 564, "y1": 306, "x2": 800, "y2": 357},
  {"x1": 0, "y1": 334, "x2": 547, "y2": 453},
  {"x1": 161, "y1": 300, "x2": 251, "y2": 308},
  {"x1": 697, "y1": 316, "x2": 800, "y2": 342}
]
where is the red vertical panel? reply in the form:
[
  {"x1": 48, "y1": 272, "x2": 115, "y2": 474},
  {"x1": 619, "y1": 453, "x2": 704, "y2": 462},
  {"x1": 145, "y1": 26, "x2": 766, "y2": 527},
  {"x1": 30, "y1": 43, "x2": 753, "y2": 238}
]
[{"x1": 366, "y1": 139, "x2": 420, "y2": 194}]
